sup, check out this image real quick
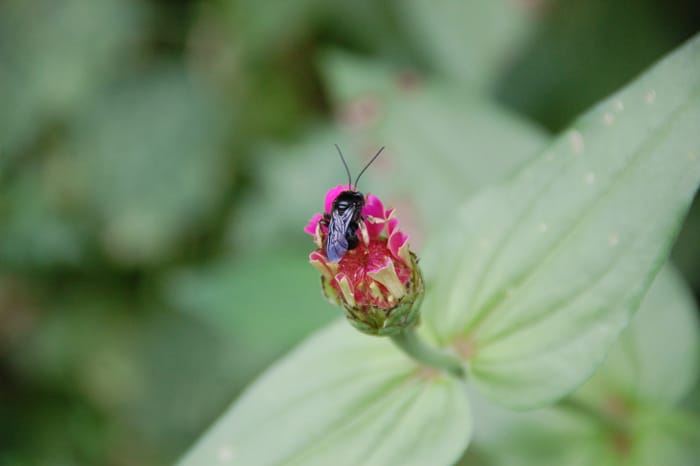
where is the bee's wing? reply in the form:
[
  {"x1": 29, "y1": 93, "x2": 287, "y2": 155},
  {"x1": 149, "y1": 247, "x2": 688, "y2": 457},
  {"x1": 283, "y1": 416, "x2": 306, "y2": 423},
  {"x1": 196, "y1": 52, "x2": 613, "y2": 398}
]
[{"x1": 326, "y1": 208, "x2": 354, "y2": 263}]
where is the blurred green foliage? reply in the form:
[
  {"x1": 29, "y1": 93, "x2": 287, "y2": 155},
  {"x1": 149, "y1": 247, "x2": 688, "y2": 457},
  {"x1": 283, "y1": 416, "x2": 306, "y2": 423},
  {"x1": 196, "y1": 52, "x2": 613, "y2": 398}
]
[{"x1": 0, "y1": 0, "x2": 698, "y2": 465}]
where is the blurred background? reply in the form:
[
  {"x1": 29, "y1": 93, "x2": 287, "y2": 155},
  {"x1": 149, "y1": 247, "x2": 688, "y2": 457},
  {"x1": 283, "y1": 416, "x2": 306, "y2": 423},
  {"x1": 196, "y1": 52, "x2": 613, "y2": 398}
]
[{"x1": 1, "y1": 1, "x2": 699, "y2": 465}]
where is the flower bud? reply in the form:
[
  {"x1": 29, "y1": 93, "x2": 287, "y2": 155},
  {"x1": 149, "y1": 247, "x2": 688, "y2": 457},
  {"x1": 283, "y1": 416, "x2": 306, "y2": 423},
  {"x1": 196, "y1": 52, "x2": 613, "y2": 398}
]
[{"x1": 305, "y1": 185, "x2": 424, "y2": 336}]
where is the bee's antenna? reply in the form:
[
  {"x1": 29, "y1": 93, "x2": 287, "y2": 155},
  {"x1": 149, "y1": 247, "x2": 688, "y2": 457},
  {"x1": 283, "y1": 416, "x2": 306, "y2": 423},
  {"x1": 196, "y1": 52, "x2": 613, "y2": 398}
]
[
  {"x1": 334, "y1": 144, "x2": 353, "y2": 189},
  {"x1": 354, "y1": 146, "x2": 385, "y2": 188}
]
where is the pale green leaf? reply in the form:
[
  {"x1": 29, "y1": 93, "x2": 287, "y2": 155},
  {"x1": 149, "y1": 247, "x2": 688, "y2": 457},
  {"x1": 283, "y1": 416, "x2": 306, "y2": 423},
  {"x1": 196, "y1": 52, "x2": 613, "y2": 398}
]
[
  {"x1": 471, "y1": 402, "x2": 700, "y2": 466},
  {"x1": 575, "y1": 266, "x2": 700, "y2": 408},
  {"x1": 469, "y1": 266, "x2": 700, "y2": 466},
  {"x1": 630, "y1": 410, "x2": 700, "y2": 466},
  {"x1": 320, "y1": 53, "x2": 548, "y2": 235},
  {"x1": 422, "y1": 33, "x2": 700, "y2": 408},
  {"x1": 68, "y1": 67, "x2": 228, "y2": 265},
  {"x1": 396, "y1": 0, "x2": 539, "y2": 88},
  {"x1": 164, "y1": 250, "x2": 335, "y2": 383},
  {"x1": 231, "y1": 54, "x2": 548, "y2": 252},
  {"x1": 469, "y1": 394, "x2": 609, "y2": 466},
  {"x1": 227, "y1": 127, "x2": 354, "y2": 251},
  {"x1": 178, "y1": 320, "x2": 471, "y2": 466}
]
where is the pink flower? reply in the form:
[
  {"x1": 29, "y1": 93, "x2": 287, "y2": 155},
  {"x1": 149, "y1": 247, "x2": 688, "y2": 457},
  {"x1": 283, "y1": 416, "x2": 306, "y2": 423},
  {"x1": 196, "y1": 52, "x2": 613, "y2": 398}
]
[{"x1": 306, "y1": 185, "x2": 423, "y2": 336}]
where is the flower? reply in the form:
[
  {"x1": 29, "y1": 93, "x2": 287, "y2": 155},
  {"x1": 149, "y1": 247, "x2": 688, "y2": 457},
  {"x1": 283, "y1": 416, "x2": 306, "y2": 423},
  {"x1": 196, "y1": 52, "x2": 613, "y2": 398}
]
[{"x1": 305, "y1": 185, "x2": 424, "y2": 336}]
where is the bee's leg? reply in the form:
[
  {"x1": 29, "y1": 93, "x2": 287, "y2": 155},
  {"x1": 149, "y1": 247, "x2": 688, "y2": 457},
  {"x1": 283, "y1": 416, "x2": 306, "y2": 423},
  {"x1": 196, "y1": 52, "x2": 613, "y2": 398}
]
[{"x1": 320, "y1": 213, "x2": 330, "y2": 226}]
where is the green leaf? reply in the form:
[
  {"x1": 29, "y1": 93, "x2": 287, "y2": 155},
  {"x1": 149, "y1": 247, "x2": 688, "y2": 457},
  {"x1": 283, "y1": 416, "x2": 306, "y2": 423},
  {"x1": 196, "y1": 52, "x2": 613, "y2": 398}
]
[
  {"x1": 320, "y1": 53, "x2": 548, "y2": 234},
  {"x1": 67, "y1": 67, "x2": 229, "y2": 265},
  {"x1": 575, "y1": 266, "x2": 700, "y2": 408},
  {"x1": 8, "y1": 283, "x2": 248, "y2": 462},
  {"x1": 470, "y1": 400, "x2": 607, "y2": 466},
  {"x1": 471, "y1": 401, "x2": 700, "y2": 466},
  {"x1": 630, "y1": 409, "x2": 700, "y2": 466},
  {"x1": 165, "y1": 250, "x2": 335, "y2": 383},
  {"x1": 0, "y1": 0, "x2": 143, "y2": 159},
  {"x1": 671, "y1": 196, "x2": 700, "y2": 286},
  {"x1": 231, "y1": 54, "x2": 548, "y2": 252},
  {"x1": 177, "y1": 320, "x2": 471, "y2": 466},
  {"x1": 495, "y1": 0, "x2": 688, "y2": 131},
  {"x1": 395, "y1": 0, "x2": 539, "y2": 88},
  {"x1": 0, "y1": 163, "x2": 87, "y2": 267},
  {"x1": 227, "y1": 127, "x2": 354, "y2": 252},
  {"x1": 468, "y1": 266, "x2": 700, "y2": 466},
  {"x1": 422, "y1": 33, "x2": 700, "y2": 408},
  {"x1": 218, "y1": 0, "x2": 318, "y2": 60}
]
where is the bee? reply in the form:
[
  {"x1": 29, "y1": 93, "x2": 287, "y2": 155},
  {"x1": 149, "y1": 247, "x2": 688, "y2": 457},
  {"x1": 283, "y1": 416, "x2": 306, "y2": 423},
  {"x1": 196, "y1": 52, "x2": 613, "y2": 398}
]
[{"x1": 324, "y1": 145, "x2": 385, "y2": 263}]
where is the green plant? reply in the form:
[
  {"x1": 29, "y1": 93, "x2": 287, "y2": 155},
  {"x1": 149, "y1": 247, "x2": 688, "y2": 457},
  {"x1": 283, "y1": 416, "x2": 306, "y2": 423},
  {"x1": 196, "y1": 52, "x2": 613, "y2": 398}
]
[{"x1": 178, "y1": 33, "x2": 700, "y2": 466}]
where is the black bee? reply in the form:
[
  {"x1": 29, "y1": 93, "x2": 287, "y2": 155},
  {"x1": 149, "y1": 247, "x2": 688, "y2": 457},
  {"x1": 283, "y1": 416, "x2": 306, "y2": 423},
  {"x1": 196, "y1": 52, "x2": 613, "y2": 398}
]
[{"x1": 324, "y1": 145, "x2": 384, "y2": 263}]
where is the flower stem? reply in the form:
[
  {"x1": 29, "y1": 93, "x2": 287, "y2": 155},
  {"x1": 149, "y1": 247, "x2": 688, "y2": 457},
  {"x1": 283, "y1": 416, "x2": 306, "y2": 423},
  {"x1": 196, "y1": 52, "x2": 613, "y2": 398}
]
[{"x1": 390, "y1": 327, "x2": 466, "y2": 379}]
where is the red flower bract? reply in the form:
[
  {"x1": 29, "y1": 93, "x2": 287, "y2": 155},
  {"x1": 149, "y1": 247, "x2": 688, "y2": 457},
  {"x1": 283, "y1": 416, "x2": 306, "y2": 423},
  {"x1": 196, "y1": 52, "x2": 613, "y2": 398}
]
[
  {"x1": 335, "y1": 239, "x2": 412, "y2": 309},
  {"x1": 306, "y1": 185, "x2": 423, "y2": 336}
]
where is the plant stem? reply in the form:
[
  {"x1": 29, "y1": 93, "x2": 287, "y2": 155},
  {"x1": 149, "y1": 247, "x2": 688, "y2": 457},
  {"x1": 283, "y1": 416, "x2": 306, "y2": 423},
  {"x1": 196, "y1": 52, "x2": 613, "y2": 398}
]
[{"x1": 390, "y1": 327, "x2": 466, "y2": 379}]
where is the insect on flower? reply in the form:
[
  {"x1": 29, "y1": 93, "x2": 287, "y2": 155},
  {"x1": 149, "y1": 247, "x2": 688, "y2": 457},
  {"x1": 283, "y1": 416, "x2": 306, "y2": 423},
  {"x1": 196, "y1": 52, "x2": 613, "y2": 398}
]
[
  {"x1": 305, "y1": 146, "x2": 424, "y2": 336},
  {"x1": 323, "y1": 145, "x2": 384, "y2": 263}
]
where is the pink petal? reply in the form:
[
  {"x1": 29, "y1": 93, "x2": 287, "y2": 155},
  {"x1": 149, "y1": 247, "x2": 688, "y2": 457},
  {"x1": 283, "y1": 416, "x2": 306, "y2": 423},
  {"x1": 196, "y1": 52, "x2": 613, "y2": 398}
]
[
  {"x1": 362, "y1": 194, "x2": 386, "y2": 238},
  {"x1": 309, "y1": 250, "x2": 327, "y2": 262},
  {"x1": 363, "y1": 218, "x2": 385, "y2": 239},
  {"x1": 324, "y1": 184, "x2": 354, "y2": 214},
  {"x1": 361, "y1": 194, "x2": 385, "y2": 218},
  {"x1": 304, "y1": 213, "x2": 324, "y2": 236},
  {"x1": 387, "y1": 217, "x2": 399, "y2": 236},
  {"x1": 389, "y1": 229, "x2": 411, "y2": 265}
]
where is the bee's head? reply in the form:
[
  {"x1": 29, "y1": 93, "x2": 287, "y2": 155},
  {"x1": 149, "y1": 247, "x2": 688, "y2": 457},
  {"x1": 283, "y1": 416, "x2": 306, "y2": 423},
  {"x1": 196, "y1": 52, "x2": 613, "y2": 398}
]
[{"x1": 334, "y1": 190, "x2": 365, "y2": 209}]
